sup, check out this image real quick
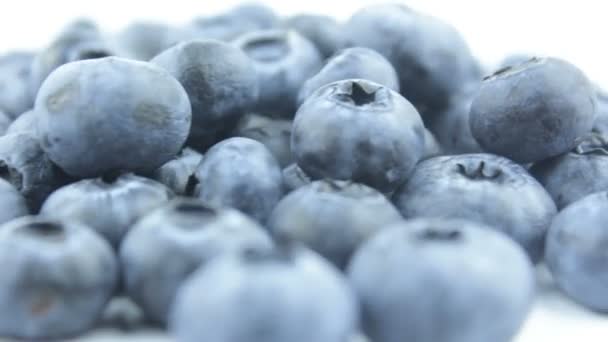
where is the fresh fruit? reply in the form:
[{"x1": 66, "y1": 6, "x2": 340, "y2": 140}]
[
  {"x1": 40, "y1": 173, "x2": 173, "y2": 248},
  {"x1": 0, "y1": 216, "x2": 118, "y2": 340},
  {"x1": 392, "y1": 153, "x2": 557, "y2": 262},
  {"x1": 120, "y1": 198, "x2": 273, "y2": 325},
  {"x1": 36, "y1": 57, "x2": 192, "y2": 178},
  {"x1": 170, "y1": 244, "x2": 358, "y2": 342},
  {"x1": 348, "y1": 218, "x2": 535, "y2": 342},
  {"x1": 469, "y1": 57, "x2": 596, "y2": 163},
  {"x1": 292, "y1": 79, "x2": 425, "y2": 193},
  {"x1": 268, "y1": 179, "x2": 401, "y2": 268}
]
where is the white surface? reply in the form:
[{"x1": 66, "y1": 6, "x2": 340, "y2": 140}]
[{"x1": 1, "y1": 1, "x2": 608, "y2": 341}]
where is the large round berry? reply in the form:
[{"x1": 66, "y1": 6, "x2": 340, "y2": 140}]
[
  {"x1": 170, "y1": 245, "x2": 358, "y2": 342},
  {"x1": 233, "y1": 29, "x2": 322, "y2": 118},
  {"x1": 392, "y1": 153, "x2": 557, "y2": 262},
  {"x1": 151, "y1": 40, "x2": 258, "y2": 151},
  {"x1": 268, "y1": 180, "x2": 401, "y2": 268},
  {"x1": 0, "y1": 216, "x2": 118, "y2": 340},
  {"x1": 469, "y1": 57, "x2": 596, "y2": 163},
  {"x1": 40, "y1": 173, "x2": 173, "y2": 248},
  {"x1": 348, "y1": 218, "x2": 534, "y2": 342},
  {"x1": 292, "y1": 79, "x2": 425, "y2": 193},
  {"x1": 344, "y1": 4, "x2": 480, "y2": 118},
  {"x1": 192, "y1": 137, "x2": 283, "y2": 223},
  {"x1": 545, "y1": 192, "x2": 608, "y2": 312},
  {"x1": 120, "y1": 198, "x2": 272, "y2": 325},
  {"x1": 36, "y1": 57, "x2": 192, "y2": 178},
  {"x1": 531, "y1": 133, "x2": 608, "y2": 209}
]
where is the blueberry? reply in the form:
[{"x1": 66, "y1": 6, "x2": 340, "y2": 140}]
[
  {"x1": 284, "y1": 14, "x2": 345, "y2": 58},
  {"x1": 392, "y1": 153, "x2": 557, "y2": 262},
  {"x1": 30, "y1": 20, "x2": 113, "y2": 99},
  {"x1": 0, "y1": 216, "x2": 118, "y2": 340},
  {"x1": 233, "y1": 29, "x2": 322, "y2": 118},
  {"x1": 348, "y1": 218, "x2": 535, "y2": 342},
  {"x1": 531, "y1": 133, "x2": 608, "y2": 209},
  {"x1": 151, "y1": 40, "x2": 258, "y2": 151},
  {"x1": 6, "y1": 109, "x2": 37, "y2": 136},
  {"x1": 0, "y1": 52, "x2": 34, "y2": 118},
  {"x1": 191, "y1": 3, "x2": 279, "y2": 42},
  {"x1": 233, "y1": 113, "x2": 293, "y2": 167},
  {"x1": 292, "y1": 79, "x2": 425, "y2": 193},
  {"x1": 0, "y1": 132, "x2": 72, "y2": 211},
  {"x1": 470, "y1": 57, "x2": 596, "y2": 163},
  {"x1": 192, "y1": 137, "x2": 283, "y2": 223},
  {"x1": 297, "y1": 47, "x2": 399, "y2": 105},
  {"x1": 0, "y1": 178, "x2": 28, "y2": 225},
  {"x1": 170, "y1": 245, "x2": 358, "y2": 342},
  {"x1": 344, "y1": 4, "x2": 480, "y2": 118},
  {"x1": 282, "y1": 163, "x2": 311, "y2": 192},
  {"x1": 36, "y1": 57, "x2": 192, "y2": 178},
  {"x1": 268, "y1": 179, "x2": 402, "y2": 268},
  {"x1": 545, "y1": 192, "x2": 608, "y2": 312},
  {"x1": 120, "y1": 198, "x2": 273, "y2": 325},
  {"x1": 152, "y1": 148, "x2": 203, "y2": 196},
  {"x1": 114, "y1": 21, "x2": 176, "y2": 61},
  {"x1": 40, "y1": 173, "x2": 173, "y2": 248},
  {"x1": 428, "y1": 83, "x2": 483, "y2": 154}
]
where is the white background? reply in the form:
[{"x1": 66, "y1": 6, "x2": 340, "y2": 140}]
[{"x1": 2, "y1": 1, "x2": 608, "y2": 341}]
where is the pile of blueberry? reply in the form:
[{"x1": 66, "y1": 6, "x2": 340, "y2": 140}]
[{"x1": 0, "y1": 2, "x2": 606, "y2": 341}]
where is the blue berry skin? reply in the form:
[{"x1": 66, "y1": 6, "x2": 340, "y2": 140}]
[
  {"x1": 284, "y1": 14, "x2": 345, "y2": 58},
  {"x1": 0, "y1": 132, "x2": 73, "y2": 212},
  {"x1": 170, "y1": 245, "x2": 359, "y2": 342},
  {"x1": 152, "y1": 148, "x2": 203, "y2": 196},
  {"x1": 190, "y1": 3, "x2": 279, "y2": 42},
  {"x1": 282, "y1": 163, "x2": 311, "y2": 193},
  {"x1": 292, "y1": 79, "x2": 426, "y2": 194},
  {"x1": 592, "y1": 88, "x2": 608, "y2": 134},
  {"x1": 531, "y1": 134, "x2": 608, "y2": 209},
  {"x1": 120, "y1": 198, "x2": 273, "y2": 326},
  {"x1": 234, "y1": 114, "x2": 293, "y2": 168},
  {"x1": 0, "y1": 216, "x2": 118, "y2": 340},
  {"x1": 36, "y1": 57, "x2": 192, "y2": 178},
  {"x1": 268, "y1": 180, "x2": 402, "y2": 269},
  {"x1": 348, "y1": 218, "x2": 535, "y2": 342},
  {"x1": 392, "y1": 154, "x2": 557, "y2": 263},
  {"x1": 233, "y1": 30, "x2": 323, "y2": 118},
  {"x1": 152, "y1": 40, "x2": 258, "y2": 151},
  {"x1": 428, "y1": 84, "x2": 483, "y2": 155},
  {"x1": 40, "y1": 173, "x2": 173, "y2": 248},
  {"x1": 0, "y1": 179, "x2": 28, "y2": 225},
  {"x1": 545, "y1": 192, "x2": 608, "y2": 312},
  {"x1": 344, "y1": 4, "x2": 480, "y2": 119},
  {"x1": 470, "y1": 57, "x2": 596, "y2": 163},
  {"x1": 114, "y1": 22, "x2": 176, "y2": 61},
  {"x1": 192, "y1": 137, "x2": 283, "y2": 223},
  {"x1": 6, "y1": 109, "x2": 37, "y2": 136},
  {"x1": 421, "y1": 129, "x2": 443, "y2": 159},
  {"x1": 0, "y1": 52, "x2": 34, "y2": 118},
  {"x1": 30, "y1": 20, "x2": 113, "y2": 99},
  {"x1": 297, "y1": 47, "x2": 399, "y2": 105},
  {"x1": 0, "y1": 110, "x2": 11, "y2": 136}
]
